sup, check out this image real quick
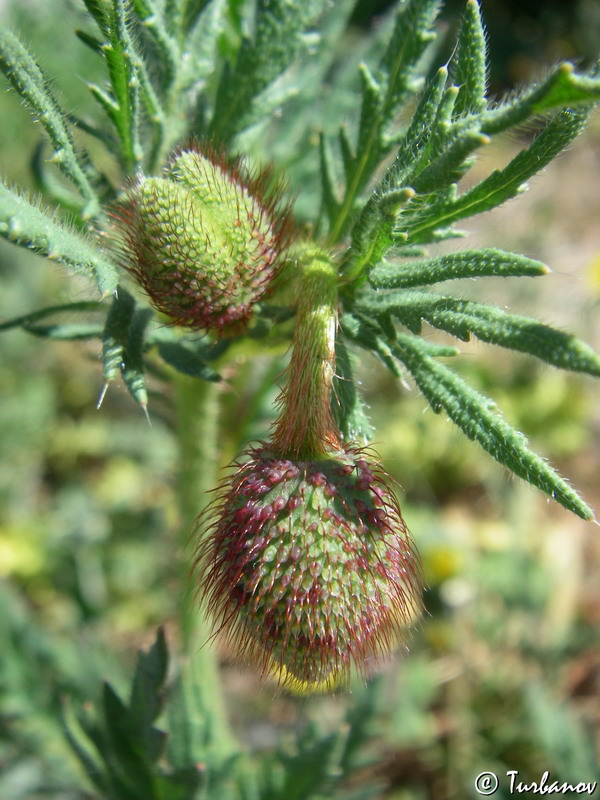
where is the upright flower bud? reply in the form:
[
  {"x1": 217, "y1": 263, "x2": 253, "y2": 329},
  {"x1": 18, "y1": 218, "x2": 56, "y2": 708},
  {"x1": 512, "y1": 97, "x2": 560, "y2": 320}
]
[
  {"x1": 112, "y1": 144, "x2": 293, "y2": 332},
  {"x1": 196, "y1": 246, "x2": 422, "y2": 692}
]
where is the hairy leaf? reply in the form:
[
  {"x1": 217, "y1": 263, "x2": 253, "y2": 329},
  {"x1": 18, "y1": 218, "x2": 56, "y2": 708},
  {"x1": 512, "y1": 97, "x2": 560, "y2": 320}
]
[
  {"x1": 368, "y1": 248, "x2": 549, "y2": 288},
  {"x1": 357, "y1": 289, "x2": 600, "y2": 377},
  {"x1": 209, "y1": 0, "x2": 328, "y2": 143},
  {"x1": 450, "y1": 0, "x2": 487, "y2": 118},
  {"x1": 0, "y1": 28, "x2": 100, "y2": 216},
  {"x1": 0, "y1": 183, "x2": 118, "y2": 294},
  {"x1": 392, "y1": 332, "x2": 594, "y2": 519}
]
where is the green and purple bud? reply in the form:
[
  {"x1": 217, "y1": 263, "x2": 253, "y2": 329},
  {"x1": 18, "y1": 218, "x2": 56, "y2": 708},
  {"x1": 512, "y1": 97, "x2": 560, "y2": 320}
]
[
  {"x1": 112, "y1": 144, "x2": 293, "y2": 332},
  {"x1": 196, "y1": 246, "x2": 421, "y2": 691},
  {"x1": 197, "y1": 446, "x2": 421, "y2": 692}
]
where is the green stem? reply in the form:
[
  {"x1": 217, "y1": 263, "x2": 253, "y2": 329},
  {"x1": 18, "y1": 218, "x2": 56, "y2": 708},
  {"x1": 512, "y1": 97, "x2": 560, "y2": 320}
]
[
  {"x1": 173, "y1": 372, "x2": 237, "y2": 755},
  {"x1": 272, "y1": 244, "x2": 340, "y2": 458}
]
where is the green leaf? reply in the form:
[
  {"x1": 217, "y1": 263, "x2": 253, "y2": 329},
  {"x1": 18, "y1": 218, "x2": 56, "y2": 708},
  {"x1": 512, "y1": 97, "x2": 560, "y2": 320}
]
[
  {"x1": 101, "y1": 289, "x2": 136, "y2": 383},
  {"x1": 391, "y1": 332, "x2": 594, "y2": 519},
  {"x1": 76, "y1": 28, "x2": 105, "y2": 55},
  {"x1": 344, "y1": 187, "x2": 415, "y2": 284},
  {"x1": 359, "y1": 289, "x2": 600, "y2": 377},
  {"x1": 129, "y1": 628, "x2": 169, "y2": 762},
  {"x1": 384, "y1": 65, "x2": 449, "y2": 186},
  {"x1": 121, "y1": 307, "x2": 153, "y2": 410},
  {"x1": 61, "y1": 700, "x2": 109, "y2": 795},
  {"x1": 157, "y1": 340, "x2": 221, "y2": 381},
  {"x1": 0, "y1": 183, "x2": 118, "y2": 294},
  {"x1": 326, "y1": 0, "x2": 442, "y2": 243},
  {"x1": 102, "y1": 682, "x2": 157, "y2": 797},
  {"x1": 482, "y1": 62, "x2": 600, "y2": 136},
  {"x1": 332, "y1": 337, "x2": 374, "y2": 445},
  {"x1": 0, "y1": 29, "x2": 100, "y2": 216},
  {"x1": 97, "y1": 288, "x2": 136, "y2": 407},
  {"x1": 82, "y1": 0, "x2": 110, "y2": 33},
  {"x1": 267, "y1": 725, "x2": 350, "y2": 800},
  {"x1": 22, "y1": 322, "x2": 104, "y2": 340},
  {"x1": 319, "y1": 131, "x2": 341, "y2": 229},
  {"x1": 341, "y1": 313, "x2": 401, "y2": 377},
  {"x1": 379, "y1": 0, "x2": 441, "y2": 98},
  {"x1": 405, "y1": 107, "x2": 593, "y2": 243},
  {"x1": 209, "y1": 0, "x2": 328, "y2": 143},
  {"x1": 410, "y1": 128, "x2": 489, "y2": 194},
  {"x1": 450, "y1": 0, "x2": 487, "y2": 118},
  {"x1": 0, "y1": 301, "x2": 102, "y2": 332},
  {"x1": 132, "y1": 0, "x2": 179, "y2": 103},
  {"x1": 368, "y1": 248, "x2": 549, "y2": 288},
  {"x1": 90, "y1": 0, "x2": 143, "y2": 171}
]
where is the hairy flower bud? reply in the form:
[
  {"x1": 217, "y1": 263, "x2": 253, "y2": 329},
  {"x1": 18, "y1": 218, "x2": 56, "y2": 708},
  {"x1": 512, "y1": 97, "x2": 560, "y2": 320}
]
[
  {"x1": 197, "y1": 446, "x2": 421, "y2": 692},
  {"x1": 113, "y1": 145, "x2": 293, "y2": 332}
]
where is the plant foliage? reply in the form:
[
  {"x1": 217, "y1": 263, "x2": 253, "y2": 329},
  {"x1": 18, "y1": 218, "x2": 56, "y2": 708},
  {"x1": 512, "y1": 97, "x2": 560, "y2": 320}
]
[{"x1": 1, "y1": 0, "x2": 600, "y2": 795}]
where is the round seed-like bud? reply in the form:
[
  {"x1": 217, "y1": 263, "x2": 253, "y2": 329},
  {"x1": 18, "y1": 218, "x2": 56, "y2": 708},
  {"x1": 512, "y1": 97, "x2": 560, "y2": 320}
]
[
  {"x1": 197, "y1": 447, "x2": 421, "y2": 692},
  {"x1": 113, "y1": 145, "x2": 293, "y2": 332}
]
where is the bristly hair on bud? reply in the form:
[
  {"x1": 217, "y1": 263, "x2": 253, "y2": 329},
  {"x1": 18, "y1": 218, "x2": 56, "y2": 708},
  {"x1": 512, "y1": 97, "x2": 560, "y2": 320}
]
[
  {"x1": 195, "y1": 445, "x2": 421, "y2": 693},
  {"x1": 111, "y1": 142, "x2": 294, "y2": 333}
]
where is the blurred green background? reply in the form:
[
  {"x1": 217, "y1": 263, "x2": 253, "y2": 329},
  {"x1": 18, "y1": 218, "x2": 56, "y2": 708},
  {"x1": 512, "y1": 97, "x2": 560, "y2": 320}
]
[{"x1": 1, "y1": 1, "x2": 599, "y2": 798}]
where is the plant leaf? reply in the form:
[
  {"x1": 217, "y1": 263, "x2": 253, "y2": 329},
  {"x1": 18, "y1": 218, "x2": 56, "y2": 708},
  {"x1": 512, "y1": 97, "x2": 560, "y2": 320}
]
[
  {"x1": 331, "y1": 336, "x2": 374, "y2": 445},
  {"x1": 0, "y1": 29, "x2": 100, "y2": 216},
  {"x1": 0, "y1": 182, "x2": 118, "y2": 294},
  {"x1": 368, "y1": 248, "x2": 549, "y2": 288},
  {"x1": 450, "y1": 0, "x2": 487, "y2": 118},
  {"x1": 391, "y1": 332, "x2": 594, "y2": 519},
  {"x1": 404, "y1": 106, "x2": 593, "y2": 244},
  {"x1": 121, "y1": 307, "x2": 153, "y2": 410},
  {"x1": 209, "y1": 0, "x2": 329, "y2": 143}
]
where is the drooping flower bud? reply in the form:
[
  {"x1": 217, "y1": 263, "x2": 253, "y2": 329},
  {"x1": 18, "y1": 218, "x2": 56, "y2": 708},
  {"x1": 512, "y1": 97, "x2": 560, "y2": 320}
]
[
  {"x1": 112, "y1": 144, "x2": 293, "y2": 332},
  {"x1": 197, "y1": 446, "x2": 421, "y2": 692}
]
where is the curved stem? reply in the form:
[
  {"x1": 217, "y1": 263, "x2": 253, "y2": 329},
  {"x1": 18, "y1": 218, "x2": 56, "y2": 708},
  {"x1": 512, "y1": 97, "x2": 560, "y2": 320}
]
[{"x1": 272, "y1": 244, "x2": 340, "y2": 458}]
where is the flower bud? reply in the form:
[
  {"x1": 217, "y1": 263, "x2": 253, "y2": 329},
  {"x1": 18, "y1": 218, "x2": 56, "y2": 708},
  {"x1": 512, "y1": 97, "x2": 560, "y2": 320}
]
[
  {"x1": 197, "y1": 447, "x2": 421, "y2": 692},
  {"x1": 113, "y1": 145, "x2": 293, "y2": 332}
]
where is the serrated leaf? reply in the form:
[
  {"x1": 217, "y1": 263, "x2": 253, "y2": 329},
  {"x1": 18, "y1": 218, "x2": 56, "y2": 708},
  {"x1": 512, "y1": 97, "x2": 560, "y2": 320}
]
[
  {"x1": 405, "y1": 107, "x2": 592, "y2": 243},
  {"x1": 377, "y1": 0, "x2": 441, "y2": 121},
  {"x1": 96, "y1": 0, "x2": 143, "y2": 171},
  {"x1": 451, "y1": 0, "x2": 487, "y2": 117},
  {"x1": 101, "y1": 288, "x2": 136, "y2": 387},
  {"x1": 0, "y1": 29, "x2": 100, "y2": 215},
  {"x1": 392, "y1": 332, "x2": 594, "y2": 519},
  {"x1": 369, "y1": 248, "x2": 548, "y2": 288},
  {"x1": 327, "y1": 0, "x2": 441, "y2": 244},
  {"x1": 358, "y1": 289, "x2": 600, "y2": 377},
  {"x1": 121, "y1": 307, "x2": 153, "y2": 409},
  {"x1": 0, "y1": 183, "x2": 118, "y2": 294},
  {"x1": 482, "y1": 62, "x2": 600, "y2": 135},
  {"x1": 209, "y1": 0, "x2": 328, "y2": 143}
]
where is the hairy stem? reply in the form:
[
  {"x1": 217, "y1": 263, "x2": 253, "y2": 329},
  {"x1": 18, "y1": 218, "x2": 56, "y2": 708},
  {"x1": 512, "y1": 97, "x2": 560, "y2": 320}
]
[
  {"x1": 272, "y1": 245, "x2": 340, "y2": 458},
  {"x1": 174, "y1": 373, "x2": 237, "y2": 755}
]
